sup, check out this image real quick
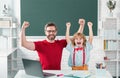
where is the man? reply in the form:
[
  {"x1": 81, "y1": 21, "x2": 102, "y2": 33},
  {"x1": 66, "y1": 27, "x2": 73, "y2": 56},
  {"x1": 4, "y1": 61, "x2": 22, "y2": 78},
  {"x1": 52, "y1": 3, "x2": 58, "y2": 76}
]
[{"x1": 21, "y1": 21, "x2": 67, "y2": 70}]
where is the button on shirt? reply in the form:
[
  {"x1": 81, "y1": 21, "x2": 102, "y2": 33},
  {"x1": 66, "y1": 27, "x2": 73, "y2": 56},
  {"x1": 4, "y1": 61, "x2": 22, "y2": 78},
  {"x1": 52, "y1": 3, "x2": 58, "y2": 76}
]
[{"x1": 66, "y1": 41, "x2": 93, "y2": 66}]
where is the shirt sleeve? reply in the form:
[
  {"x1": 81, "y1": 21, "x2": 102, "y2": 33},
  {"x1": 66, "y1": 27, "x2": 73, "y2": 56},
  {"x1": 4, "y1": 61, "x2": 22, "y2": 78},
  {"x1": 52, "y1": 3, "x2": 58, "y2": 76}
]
[
  {"x1": 34, "y1": 41, "x2": 42, "y2": 51},
  {"x1": 59, "y1": 39, "x2": 67, "y2": 48},
  {"x1": 65, "y1": 42, "x2": 73, "y2": 53},
  {"x1": 86, "y1": 41, "x2": 93, "y2": 52}
]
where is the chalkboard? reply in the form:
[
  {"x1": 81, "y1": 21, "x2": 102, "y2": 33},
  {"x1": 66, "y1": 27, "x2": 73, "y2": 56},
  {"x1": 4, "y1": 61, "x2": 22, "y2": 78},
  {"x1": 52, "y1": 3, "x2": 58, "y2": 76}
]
[{"x1": 21, "y1": 0, "x2": 98, "y2": 36}]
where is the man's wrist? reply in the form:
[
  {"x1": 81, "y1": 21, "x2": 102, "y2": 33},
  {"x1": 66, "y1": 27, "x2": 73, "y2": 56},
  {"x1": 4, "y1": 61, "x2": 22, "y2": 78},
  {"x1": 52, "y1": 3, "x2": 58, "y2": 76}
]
[{"x1": 22, "y1": 27, "x2": 26, "y2": 31}]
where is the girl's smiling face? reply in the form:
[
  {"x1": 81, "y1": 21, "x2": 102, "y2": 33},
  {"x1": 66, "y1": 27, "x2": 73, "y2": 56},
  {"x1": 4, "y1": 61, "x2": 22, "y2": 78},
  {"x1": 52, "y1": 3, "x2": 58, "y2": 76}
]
[
  {"x1": 71, "y1": 32, "x2": 86, "y2": 48},
  {"x1": 74, "y1": 37, "x2": 84, "y2": 47}
]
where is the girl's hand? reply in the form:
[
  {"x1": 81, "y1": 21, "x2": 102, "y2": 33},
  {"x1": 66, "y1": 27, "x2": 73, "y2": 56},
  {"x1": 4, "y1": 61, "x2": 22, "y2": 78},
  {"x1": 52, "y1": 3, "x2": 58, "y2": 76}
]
[
  {"x1": 78, "y1": 18, "x2": 85, "y2": 26},
  {"x1": 66, "y1": 22, "x2": 71, "y2": 28},
  {"x1": 87, "y1": 21, "x2": 93, "y2": 27}
]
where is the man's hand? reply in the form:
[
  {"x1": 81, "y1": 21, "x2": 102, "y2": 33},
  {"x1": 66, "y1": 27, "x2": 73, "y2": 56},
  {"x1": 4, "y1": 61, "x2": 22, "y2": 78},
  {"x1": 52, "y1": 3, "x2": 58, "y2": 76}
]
[
  {"x1": 22, "y1": 21, "x2": 30, "y2": 29},
  {"x1": 78, "y1": 19, "x2": 85, "y2": 26}
]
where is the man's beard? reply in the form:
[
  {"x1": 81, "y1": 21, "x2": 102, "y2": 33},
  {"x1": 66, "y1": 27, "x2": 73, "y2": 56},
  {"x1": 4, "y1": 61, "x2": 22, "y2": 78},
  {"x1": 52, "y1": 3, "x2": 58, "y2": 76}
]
[{"x1": 47, "y1": 34, "x2": 56, "y2": 41}]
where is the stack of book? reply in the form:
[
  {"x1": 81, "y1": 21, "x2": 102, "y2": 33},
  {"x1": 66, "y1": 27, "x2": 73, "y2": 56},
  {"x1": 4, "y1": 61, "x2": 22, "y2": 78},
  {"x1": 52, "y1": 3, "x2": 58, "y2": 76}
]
[
  {"x1": 104, "y1": 40, "x2": 117, "y2": 50},
  {"x1": 0, "y1": 21, "x2": 11, "y2": 27}
]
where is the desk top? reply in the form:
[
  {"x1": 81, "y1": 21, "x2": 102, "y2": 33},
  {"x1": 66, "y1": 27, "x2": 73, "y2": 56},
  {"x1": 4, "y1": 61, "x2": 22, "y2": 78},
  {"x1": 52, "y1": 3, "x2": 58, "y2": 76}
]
[{"x1": 14, "y1": 70, "x2": 112, "y2": 78}]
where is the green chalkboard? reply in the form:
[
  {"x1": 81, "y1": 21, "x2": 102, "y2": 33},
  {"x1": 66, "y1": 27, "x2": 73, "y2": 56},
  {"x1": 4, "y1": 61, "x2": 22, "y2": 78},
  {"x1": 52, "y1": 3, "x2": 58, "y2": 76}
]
[{"x1": 21, "y1": 0, "x2": 98, "y2": 36}]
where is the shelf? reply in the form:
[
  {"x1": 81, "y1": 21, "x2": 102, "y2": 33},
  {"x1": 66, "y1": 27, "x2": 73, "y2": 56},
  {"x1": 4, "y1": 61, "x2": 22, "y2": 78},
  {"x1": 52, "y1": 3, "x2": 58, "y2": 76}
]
[
  {"x1": 11, "y1": 68, "x2": 18, "y2": 71},
  {"x1": 0, "y1": 48, "x2": 17, "y2": 56},
  {"x1": 104, "y1": 50, "x2": 117, "y2": 51},
  {"x1": 102, "y1": 17, "x2": 120, "y2": 77},
  {"x1": 0, "y1": 36, "x2": 18, "y2": 38},
  {"x1": 0, "y1": 16, "x2": 19, "y2": 78},
  {"x1": 0, "y1": 26, "x2": 11, "y2": 28},
  {"x1": 0, "y1": 26, "x2": 17, "y2": 28},
  {"x1": 0, "y1": 16, "x2": 12, "y2": 18},
  {"x1": 8, "y1": 58, "x2": 19, "y2": 61},
  {"x1": 8, "y1": 36, "x2": 18, "y2": 38},
  {"x1": 104, "y1": 39, "x2": 118, "y2": 40},
  {"x1": 103, "y1": 38, "x2": 120, "y2": 40},
  {"x1": 104, "y1": 59, "x2": 119, "y2": 62}
]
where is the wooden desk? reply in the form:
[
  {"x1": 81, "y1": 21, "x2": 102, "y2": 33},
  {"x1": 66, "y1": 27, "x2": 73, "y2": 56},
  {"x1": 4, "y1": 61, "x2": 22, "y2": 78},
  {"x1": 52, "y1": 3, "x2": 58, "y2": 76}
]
[{"x1": 14, "y1": 70, "x2": 112, "y2": 78}]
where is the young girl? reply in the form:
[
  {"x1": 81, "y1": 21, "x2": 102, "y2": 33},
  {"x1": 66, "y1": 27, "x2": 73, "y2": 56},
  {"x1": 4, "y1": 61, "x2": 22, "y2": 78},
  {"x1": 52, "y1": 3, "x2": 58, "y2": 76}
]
[{"x1": 65, "y1": 19, "x2": 93, "y2": 70}]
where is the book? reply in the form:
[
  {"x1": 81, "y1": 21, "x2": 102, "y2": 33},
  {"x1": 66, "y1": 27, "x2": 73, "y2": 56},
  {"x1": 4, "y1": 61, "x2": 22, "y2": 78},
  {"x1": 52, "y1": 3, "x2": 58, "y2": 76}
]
[{"x1": 0, "y1": 21, "x2": 11, "y2": 27}]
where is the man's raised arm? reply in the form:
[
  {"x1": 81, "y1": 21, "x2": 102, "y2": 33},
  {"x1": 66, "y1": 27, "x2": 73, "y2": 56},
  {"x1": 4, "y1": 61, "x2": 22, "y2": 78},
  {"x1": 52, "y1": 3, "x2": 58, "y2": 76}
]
[{"x1": 21, "y1": 21, "x2": 35, "y2": 50}]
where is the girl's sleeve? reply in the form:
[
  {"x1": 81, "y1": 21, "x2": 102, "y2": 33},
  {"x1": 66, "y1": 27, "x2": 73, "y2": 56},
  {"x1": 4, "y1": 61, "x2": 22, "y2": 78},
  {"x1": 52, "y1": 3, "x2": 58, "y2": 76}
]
[
  {"x1": 65, "y1": 42, "x2": 73, "y2": 53},
  {"x1": 86, "y1": 41, "x2": 93, "y2": 51}
]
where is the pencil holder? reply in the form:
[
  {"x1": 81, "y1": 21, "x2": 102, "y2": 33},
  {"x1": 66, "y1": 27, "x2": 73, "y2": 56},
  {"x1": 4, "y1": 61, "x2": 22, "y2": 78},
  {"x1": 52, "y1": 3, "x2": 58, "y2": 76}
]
[{"x1": 96, "y1": 69, "x2": 106, "y2": 77}]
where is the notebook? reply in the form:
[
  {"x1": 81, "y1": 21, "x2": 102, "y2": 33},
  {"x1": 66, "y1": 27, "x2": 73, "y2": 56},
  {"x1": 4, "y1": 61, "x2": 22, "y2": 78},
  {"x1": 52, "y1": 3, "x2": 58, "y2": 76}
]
[{"x1": 22, "y1": 58, "x2": 56, "y2": 78}]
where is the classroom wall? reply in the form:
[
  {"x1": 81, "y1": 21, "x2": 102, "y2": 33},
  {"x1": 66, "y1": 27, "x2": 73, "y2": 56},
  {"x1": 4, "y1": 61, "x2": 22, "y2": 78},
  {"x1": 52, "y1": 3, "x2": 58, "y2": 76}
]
[{"x1": 0, "y1": 0, "x2": 120, "y2": 70}]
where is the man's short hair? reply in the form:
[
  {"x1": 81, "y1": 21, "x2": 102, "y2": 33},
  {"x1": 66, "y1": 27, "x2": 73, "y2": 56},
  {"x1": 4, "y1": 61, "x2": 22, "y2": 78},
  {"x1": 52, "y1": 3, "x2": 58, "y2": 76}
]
[{"x1": 44, "y1": 22, "x2": 57, "y2": 31}]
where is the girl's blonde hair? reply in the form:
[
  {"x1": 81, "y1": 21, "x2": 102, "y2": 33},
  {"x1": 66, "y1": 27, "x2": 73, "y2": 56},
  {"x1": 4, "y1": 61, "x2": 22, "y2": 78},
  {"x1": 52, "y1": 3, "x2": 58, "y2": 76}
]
[{"x1": 71, "y1": 32, "x2": 86, "y2": 47}]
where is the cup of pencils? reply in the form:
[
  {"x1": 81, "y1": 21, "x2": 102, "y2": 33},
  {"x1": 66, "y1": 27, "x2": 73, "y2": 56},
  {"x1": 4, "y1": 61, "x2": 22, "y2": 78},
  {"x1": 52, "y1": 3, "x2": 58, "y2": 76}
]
[{"x1": 96, "y1": 63, "x2": 106, "y2": 77}]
